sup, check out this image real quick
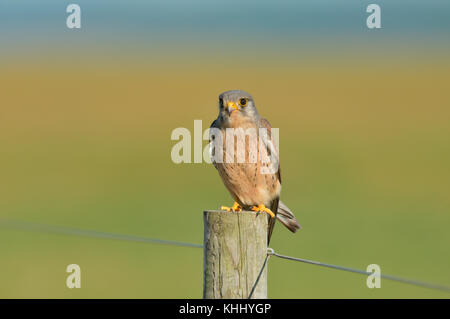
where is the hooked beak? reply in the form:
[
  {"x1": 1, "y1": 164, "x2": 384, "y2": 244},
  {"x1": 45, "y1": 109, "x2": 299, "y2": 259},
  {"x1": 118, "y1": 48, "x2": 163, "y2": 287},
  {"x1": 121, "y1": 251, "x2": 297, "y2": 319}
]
[{"x1": 227, "y1": 101, "x2": 238, "y2": 114}]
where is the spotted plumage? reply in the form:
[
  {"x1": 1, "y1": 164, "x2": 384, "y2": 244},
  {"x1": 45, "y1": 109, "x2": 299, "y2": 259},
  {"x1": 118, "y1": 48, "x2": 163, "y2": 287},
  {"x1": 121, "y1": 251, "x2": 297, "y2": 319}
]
[{"x1": 210, "y1": 90, "x2": 300, "y2": 243}]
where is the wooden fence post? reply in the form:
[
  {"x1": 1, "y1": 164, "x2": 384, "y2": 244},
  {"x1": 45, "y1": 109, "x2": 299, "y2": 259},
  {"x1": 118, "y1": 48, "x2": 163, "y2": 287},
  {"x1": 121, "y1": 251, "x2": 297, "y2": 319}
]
[{"x1": 203, "y1": 210, "x2": 268, "y2": 299}]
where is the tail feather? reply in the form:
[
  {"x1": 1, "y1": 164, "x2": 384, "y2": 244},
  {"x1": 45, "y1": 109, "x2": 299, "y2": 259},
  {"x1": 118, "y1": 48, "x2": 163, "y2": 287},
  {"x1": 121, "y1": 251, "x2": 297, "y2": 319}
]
[
  {"x1": 276, "y1": 201, "x2": 301, "y2": 233},
  {"x1": 267, "y1": 199, "x2": 279, "y2": 244}
]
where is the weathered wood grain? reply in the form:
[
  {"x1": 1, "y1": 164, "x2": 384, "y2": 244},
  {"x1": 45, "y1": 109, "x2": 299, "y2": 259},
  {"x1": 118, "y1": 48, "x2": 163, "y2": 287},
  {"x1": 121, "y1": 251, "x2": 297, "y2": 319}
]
[{"x1": 203, "y1": 210, "x2": 268, "y2": 299}]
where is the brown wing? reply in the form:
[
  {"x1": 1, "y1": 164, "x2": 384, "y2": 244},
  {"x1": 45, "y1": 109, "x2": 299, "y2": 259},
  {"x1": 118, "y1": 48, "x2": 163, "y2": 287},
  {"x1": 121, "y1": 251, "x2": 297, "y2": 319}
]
[
  {"x1": 260, "y1": 118, "x2": 281, "y2": 244},
  {"x1": 260, "y1": 118, "x2": 281, "y2": 183},
  {"x1": 209, "y1": 119, "x2": 219, "y2": 170}
]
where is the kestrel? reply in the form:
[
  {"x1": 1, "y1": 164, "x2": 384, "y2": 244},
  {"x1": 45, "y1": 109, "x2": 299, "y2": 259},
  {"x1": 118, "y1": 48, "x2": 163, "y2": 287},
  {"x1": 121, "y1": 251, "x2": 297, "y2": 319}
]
[{"x1": 210, "y1": 90, "x2": 300, "y2": 243}]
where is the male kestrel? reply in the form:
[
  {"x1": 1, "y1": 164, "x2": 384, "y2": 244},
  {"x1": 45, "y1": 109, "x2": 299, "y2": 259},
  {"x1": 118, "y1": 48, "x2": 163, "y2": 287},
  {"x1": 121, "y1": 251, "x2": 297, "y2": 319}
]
[{"x1": 210, "y1": 90, "x2": 300, "y2": 243}]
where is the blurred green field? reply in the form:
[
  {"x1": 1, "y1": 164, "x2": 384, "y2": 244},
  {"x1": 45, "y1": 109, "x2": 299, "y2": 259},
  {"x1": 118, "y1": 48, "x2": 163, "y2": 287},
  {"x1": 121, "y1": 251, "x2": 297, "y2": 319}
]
[{"x1": 0, "y1": 59, "x2": 449, "y2": 298}]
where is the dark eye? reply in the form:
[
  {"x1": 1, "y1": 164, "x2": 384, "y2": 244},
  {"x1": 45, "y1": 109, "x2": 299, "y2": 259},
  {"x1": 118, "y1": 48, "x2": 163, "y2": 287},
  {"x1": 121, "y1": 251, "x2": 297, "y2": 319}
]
[
  {"x1": 219, "y1": 98, "x2": 224, "y2": 108},
  {"x1": 239, "y1": 98, "x2": 247, "y2": 107}
]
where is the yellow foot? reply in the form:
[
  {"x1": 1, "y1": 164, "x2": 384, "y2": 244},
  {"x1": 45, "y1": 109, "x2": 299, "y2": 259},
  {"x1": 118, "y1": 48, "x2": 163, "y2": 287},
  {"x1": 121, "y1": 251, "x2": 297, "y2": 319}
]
[
  {"x1": 251, "y1": 204, "x2": 276, "y2": 218},
  {"x1": 220, "y1": 201, "x2": 242, "y2": 212}
]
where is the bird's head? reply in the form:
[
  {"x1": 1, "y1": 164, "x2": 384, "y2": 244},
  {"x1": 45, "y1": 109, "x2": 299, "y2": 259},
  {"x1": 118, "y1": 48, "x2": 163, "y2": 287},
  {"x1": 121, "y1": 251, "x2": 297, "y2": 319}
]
[{"x1": 217, "y1": 90, "x2": 259, "y2": 124}]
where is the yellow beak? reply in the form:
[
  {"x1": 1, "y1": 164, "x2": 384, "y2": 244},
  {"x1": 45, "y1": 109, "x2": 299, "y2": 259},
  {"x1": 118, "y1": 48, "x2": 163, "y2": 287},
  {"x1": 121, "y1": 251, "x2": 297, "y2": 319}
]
[{"x1": 227, "y1": 101, "x2": 238, "y2": 114}]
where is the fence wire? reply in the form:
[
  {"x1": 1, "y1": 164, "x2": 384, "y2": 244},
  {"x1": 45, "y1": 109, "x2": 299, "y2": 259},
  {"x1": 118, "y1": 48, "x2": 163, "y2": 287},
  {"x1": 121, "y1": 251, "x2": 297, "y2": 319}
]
[
  {"x1": 1, "y1": 218, "x2": 449, "y2": 294},
  {"x1": 269, "y1": 249, "x2": 450, "y2": 293},
  {"x1": 0, "y1": 219, "x2": 202, "y2": 248}
]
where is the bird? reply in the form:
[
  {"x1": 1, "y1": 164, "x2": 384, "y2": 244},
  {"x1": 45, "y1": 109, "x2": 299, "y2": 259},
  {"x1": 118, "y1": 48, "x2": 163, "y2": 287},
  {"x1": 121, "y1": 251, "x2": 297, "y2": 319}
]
[{"x1": 209, "y1": 90, "x2": 300, "y2": 243}]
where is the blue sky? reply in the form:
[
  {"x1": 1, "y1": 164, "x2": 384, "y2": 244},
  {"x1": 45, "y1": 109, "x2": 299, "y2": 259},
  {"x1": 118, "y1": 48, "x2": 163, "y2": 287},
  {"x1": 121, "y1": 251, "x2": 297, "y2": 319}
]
[{"x1": 1, "y1": 0, "x2": 449, "y2": 58}]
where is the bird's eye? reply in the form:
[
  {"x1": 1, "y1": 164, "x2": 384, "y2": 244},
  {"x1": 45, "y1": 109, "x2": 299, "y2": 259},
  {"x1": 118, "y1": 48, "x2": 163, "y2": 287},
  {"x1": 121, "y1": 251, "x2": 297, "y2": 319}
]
[
  {"x1": 239, "y1": 98, "x2": 247, "y2": 107},
  {"x1": 219, "y1": 98, "x2": 224, "y2": 108}
]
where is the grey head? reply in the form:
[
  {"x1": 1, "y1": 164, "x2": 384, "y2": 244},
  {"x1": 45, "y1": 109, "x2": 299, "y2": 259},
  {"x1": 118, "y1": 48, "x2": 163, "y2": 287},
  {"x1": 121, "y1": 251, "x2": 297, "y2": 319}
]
[{"x1": 217, "y1": 90, "x2": 260, "y2": 125}]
